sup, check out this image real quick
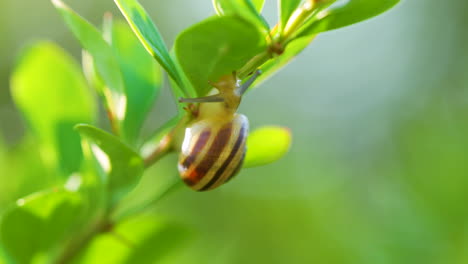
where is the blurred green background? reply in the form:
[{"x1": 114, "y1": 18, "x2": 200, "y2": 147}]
[{"x1": 2, "y1": 0, "x2": 468, "y2": 263}]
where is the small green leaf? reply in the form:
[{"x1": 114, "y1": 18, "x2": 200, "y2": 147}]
[
  {"x1": 52, "y1": 0, "x2": 125, "y2": 132},
  {"x1": 244, "y1": 126, "x2": 292, "y2": 168},
  {"x1": 114, "y1": 0, "x2": 185, "y2": 90},
  {"x1": 111, "y1": 21, "x2": 163, "y2": 146},
  {"x1": 175, "y1": 16, "x2": 267, "y2": 96},
  {"x1": 73, "y1": 215, "x2": 191, "y2": 263},
  {"x1": 296, "y1": 0, "x2": 400, "y2": 37},
  {"x1": 213, "y1": 0, "x2": 269, "y2": 33},
  {"x1": 278, "y1": 0, "x2": 302, "y2": 33},
  {"x1": 10, "y1": 41, "x2": 95, "y2": 176},
  {"x1": 76, "y1": 124, "x2": 144, "y2": 205},
  {"x1": 254, "y1": 34, "x2": 316, "y2": 87},
  {"x1": 0, "y1": 189, "x2": 84, "y2": 264}
]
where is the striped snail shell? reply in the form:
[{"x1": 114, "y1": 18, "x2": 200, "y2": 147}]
[
  {"x1": 177, "y1": 70, "x2": 260, "y2": 191},
  {"x1": 178, "y1": 114, "x2": 248, "y2": 191}
]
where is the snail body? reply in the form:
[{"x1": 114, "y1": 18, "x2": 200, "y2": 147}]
[{"x1": 178, "y1": 71, "x2": 260, "y2": 191}]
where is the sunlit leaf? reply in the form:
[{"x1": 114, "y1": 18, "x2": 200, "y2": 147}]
[
  {"x1": 244, "y1": 126, "x2": 292, "y2": 168},
  {"x1": 52, "y1": 0, "x2": 125, "y2": 133},
  {"x1": 213, "y1": 0, "x2": 269, "y2": 33},
  {"x1": 175, "y1": 16, "x2": 267, "y2": 96},
  {"x1": 114, "y1": 0, "x2": 186, "y2": 92},
  {"x1": 10, "y1": 41, "x2": 95, "y2": 176},
  {"x1": 76, "y1": 124, "x2": 144, "y2": 205},
  {"x1": 111, "y1": 21, "x2": 163, "y2": 146},
  {"x1": 278, "y1": 0, "x2": 302, "y2": 33},
  {"x1": 0, "y1": 189, "x2": 84, "y2": 264},
  {"x1": 295, "y1": 0, "x2": 400, "y2": 37},
  {"x1": 73, "y1": 215, "x2": 191, "y2": 263}
]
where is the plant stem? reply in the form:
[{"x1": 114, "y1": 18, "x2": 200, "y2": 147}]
[
  {"x1": 55, "y1": 216, "x2": 112, "y2": 264},
  {"x1": 238, "y1": 51, "x2": 272, "y2": 79},
  {"x1": 143, "y1": 114, "x2": 191, "y2": 168},
  {"x1": 281, "y1": 0, "x2": 336, "y2": 45},
  {"x1": 282, "y1": 1, "x2": 318, "y2": 42},
  {"x1": 238, "y1": 2, "x2": 322, "y2": 79},
  {"x1": 106, "y1": 108, "x2": 120, "y2": 136},
  {"x1": 143, "y1": 133, "x2": 172, "y2": 168},
  {"x1": 112, "y1": 178, "x2": 183, "y2": 222}
]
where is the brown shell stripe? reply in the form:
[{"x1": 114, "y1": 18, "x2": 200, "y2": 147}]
[
  {"x1": 184, "y1": 123, "x2": 233, "y2": 190},
  {"x1": 181, "y1": 130, "x2": 211, "y2": 169},
  {"x1": 213, "y1": 126, "x2": 247, "y2": 187},
  {"x1": 180, "y1": 129, "x2": 211, "y2": 186},
  {"x1": 199, "y1": 124, "x2": 247, "y2": 191},
  {"x1": 224, "y1": 150, "x2": 246, "y2": 183}
]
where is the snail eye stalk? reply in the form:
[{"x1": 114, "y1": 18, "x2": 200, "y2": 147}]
[
  {"x1": 178, "y1": 69, "x2": 261, "y2": 104},
  {"x1": 238, "y1": 69, "x2": 262, "y2": 95},
  {"x1": 179, "y1": 95, "x2": 225, "y2": 103}
]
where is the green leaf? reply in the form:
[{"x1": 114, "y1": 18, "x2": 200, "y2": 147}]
[
  {"x1": 73, "y1": 215, "x2": 191, "y2": 263},
  {"x1": 296, "y1": 0, "x2": 400, "y2": 37},
  {"x1": 0, "y1": 189, "x2": 84, "y2": 264},
  {"x1": 278, "y1": 0, "x2": 302, "y2": 33},
  {"x1": 175, "y1": 16, "x2": 267, "y2": 96},
  {"x1": 10, "y1": 41, "x2": 95, "y2": 176},
  {"x1": 254, "y1": 34, "x2": 315, "y2": 87},
  {"x1": 244, "y1": 126, "x2": 292, "y2": 168},
  {"x1": 114, "y1": 0, "x2": 184, "y2": 90},
  {"x1": 76, "y1": 124, "x2": 144, "y2": 205},
  {"x1": 212, "y1": 0, "x2": 269, "y2": 33},
  {"x1": 111, "y1": 21, "x2": 163, "y2": 146},
  {"x1": 52, "y1": 0, "x2": 126, "y2": 132}
]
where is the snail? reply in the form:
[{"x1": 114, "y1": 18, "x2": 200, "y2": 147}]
[{"x1": 177, "y1": 70, "x2": 261, "y2": 191}]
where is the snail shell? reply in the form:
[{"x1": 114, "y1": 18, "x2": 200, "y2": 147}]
[{"x1": 178, "y1": 113, "x2": 248, "y2": 191}]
